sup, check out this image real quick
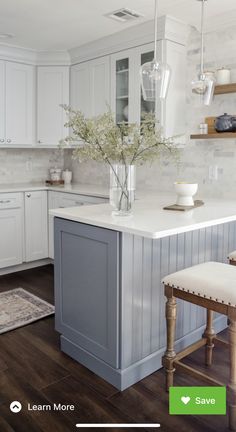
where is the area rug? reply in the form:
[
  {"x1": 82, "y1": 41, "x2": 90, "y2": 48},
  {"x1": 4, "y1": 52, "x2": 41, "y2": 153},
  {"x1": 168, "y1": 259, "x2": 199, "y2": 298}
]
[{"x1": 0, "y1": 288, "x2": 55, "y2": 334}]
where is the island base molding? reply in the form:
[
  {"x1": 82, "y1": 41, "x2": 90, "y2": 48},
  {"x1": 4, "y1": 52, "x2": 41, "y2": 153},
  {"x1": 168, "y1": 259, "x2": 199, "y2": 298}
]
[{"x1": 61, "y1": 315, "x2": 226, "y2": 390}]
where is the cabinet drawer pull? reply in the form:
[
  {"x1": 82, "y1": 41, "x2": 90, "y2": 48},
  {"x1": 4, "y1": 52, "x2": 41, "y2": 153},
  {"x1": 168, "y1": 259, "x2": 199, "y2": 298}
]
[
  {"x1": 0, "y1": 199, "x2": 11, "y2": 204},
  {"x1": 7, "y1": 139, "x2": 11, "y2": 143},
  {"x1": 0, "y1": 139, "x2": 4, "y2": 143},
  {"x1": 26, "y1": 193, "x2": 31, "y2": 198},
  {"x1": 75, "y1": 201, "x2": 84, "y2": 206}
]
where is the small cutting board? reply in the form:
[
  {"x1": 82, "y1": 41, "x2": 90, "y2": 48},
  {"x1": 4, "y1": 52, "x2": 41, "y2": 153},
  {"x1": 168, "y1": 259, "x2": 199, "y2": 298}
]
[
  {"x1": 163, "y1": 200, "x2": 204, "y2": 212},
  {"x1": 45, "y1": 180, "x2": 65, "y2": 186}
]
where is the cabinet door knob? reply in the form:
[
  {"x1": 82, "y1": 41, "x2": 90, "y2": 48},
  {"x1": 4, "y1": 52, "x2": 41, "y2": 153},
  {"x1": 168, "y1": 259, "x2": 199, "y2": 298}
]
[
  {"x1": 37, "y1": 140, "x2": 42, "y2": 144},
  {"x1": 7, "y1": 139, "x2": 11, "y2": 143},
  {"x1": 26, "y1": 193, "x2": 31, "y2": 198},
  {"x1": 0, "y1": 139, "x2": 4, "y2": 143}
]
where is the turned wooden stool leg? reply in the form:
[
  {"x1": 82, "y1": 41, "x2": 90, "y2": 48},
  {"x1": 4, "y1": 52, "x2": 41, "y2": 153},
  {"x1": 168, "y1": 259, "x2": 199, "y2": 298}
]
[
  {"x1": 228, "y1": 319, "x2": 236, "y2": 431},
  {"x1": 203, "y1": 309, "x2": 215, "y2": 366},
  {"x1": 162, "y1": 286, "x2": 177, "y2": 391}
]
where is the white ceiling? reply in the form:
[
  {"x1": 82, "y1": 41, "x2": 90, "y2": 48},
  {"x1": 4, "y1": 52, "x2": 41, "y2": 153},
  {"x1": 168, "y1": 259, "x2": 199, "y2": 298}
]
[{"x1": 1, "y1": 0, "x2": 236, "y2": 51}]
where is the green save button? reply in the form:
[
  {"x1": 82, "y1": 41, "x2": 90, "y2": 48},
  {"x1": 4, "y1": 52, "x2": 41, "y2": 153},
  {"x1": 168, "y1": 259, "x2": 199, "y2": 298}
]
[{"x1": 169, "y1": 387, "x2": 226, "y2": 415}]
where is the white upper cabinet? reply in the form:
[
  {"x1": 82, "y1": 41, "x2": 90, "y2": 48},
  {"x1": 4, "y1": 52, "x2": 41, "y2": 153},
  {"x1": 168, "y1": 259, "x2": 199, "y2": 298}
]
[
  {"x1": 110, "y1": 41, "x2": 186, "y2": 138},
  {"x1": 89, "y1": 57, "x2": 110, "y2": 116},
  {"x1": 6, "y1": 62, "x2": 35, "y2": 146},
  {"x1": 162, "y1": 40, "x2": 186, "y2": 138},
  {"x1": 70, "y1": 56, "x2": 110, "y2": 118},
  {"x1": 0, "y1": 61, "x2": 35, "y2": 146},
  {"x1": 37, "y1": 66, "x2": 69, "y2": 146},
  {"x1": 71, "y1": 62, "x2": 90, "y2": 117},
  {"x1": 110, "y1": 49, "x2": 135, "y2": 125},
  {"x1": 134, "y1": 44, "x2": 157, "y2": 125},
  {"x1": 110, "y1": 44, "x2": 158, "y2": 126},
  {"x1": 72, "y1": 41, "x2": 185, "y2": 138}
]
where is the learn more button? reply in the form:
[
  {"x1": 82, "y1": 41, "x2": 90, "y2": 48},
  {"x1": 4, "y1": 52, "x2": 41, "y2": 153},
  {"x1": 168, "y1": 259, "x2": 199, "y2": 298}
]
[{"x1": 169, "y1": 386, "x2": 226, "y2": 415}]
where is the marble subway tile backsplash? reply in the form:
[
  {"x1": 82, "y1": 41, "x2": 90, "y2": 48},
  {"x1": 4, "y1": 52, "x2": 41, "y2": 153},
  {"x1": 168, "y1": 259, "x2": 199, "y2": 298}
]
[
  {"x1": 64, "y1": 152, "x2": 109, "y2": 187},
  {"x1": 0, "y1": 149, "x2": 64, "y2": 184}
]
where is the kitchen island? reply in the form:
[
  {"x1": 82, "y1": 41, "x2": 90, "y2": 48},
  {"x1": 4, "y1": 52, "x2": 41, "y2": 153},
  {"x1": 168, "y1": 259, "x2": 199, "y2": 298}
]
[{"x1": 51, "y1": 194, "x2": 236, "y2": 390}]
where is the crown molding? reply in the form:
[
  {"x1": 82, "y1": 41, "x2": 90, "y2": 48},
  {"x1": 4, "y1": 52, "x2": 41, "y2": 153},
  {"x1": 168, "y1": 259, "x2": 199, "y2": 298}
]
[
  {"x1": 0, "y1": 43, "x2": 37, "y2": 64},
  {"x1": 0, "y1": 43, "x2": 70, "y2": 65},
  {"x1": 69, "y1": 15, "x2": 189, "y2": 65},
  {"x1": 36, "y1": 50, "x2": 71, "y2": 66}
]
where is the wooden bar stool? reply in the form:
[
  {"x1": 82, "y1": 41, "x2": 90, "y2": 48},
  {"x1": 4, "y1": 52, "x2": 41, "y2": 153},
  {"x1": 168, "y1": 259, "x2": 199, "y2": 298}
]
[
  {"x1": 229, "y1": 251, "x2": 236, "y2": 266},
  {"x1": 161, "y1": 261, "x2": 236, "y2": 431}
]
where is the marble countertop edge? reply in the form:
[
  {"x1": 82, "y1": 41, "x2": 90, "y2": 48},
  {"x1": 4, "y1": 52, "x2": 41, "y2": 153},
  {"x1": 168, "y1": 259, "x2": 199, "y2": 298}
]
[
  {"x1": 0, "y1": 182, "x2": 109, "y2": 198},
  {"x1": 50, "y1": 198, "x2": 236, "y2": 239}
]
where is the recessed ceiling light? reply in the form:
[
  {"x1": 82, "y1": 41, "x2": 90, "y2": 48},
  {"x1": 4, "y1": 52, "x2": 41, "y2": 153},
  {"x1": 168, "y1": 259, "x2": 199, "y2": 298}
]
[{"x1": 0, "y1": 33, "x2": 14, "y2": 39}]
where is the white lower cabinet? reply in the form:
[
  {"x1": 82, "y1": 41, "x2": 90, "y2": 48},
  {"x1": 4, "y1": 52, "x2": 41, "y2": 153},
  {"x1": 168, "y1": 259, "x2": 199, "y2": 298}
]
[
  {"x1": 0, "y1": 189, "x2": 108, "y2": 269},
  {"x1": 48, "y1": 191, "x2": 108, "y2": 259},
  {"x1": 24, "y1": 191, "x2": 48, "y2": 262},
  {"x1": 0, "y1": 193, "x2": 23, "y2": 268}
]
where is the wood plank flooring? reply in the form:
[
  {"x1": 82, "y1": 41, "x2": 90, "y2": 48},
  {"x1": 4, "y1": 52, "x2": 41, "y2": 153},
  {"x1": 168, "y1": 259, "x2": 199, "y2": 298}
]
[{"x1": 0, "y1": 265, "x2": 230, "y2": 431}]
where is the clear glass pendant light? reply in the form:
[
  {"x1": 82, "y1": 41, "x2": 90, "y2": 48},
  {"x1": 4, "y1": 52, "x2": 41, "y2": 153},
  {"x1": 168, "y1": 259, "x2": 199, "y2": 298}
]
[
  {"x1": 191, "y1": 0, "x2": 215, "y2": 106},
  {"x1": 140, "y1": 0, "x2": 171, "y2": 101}
]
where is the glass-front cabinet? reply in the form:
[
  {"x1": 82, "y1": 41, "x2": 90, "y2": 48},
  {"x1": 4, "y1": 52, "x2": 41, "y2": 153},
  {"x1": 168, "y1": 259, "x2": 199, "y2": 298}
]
[
  {"x1": 111, "y1": 50, "x2": 134, "y2": 125},
  {"x1": 111, "y1": 43, "x2": 157, "y2": 126},
  {"x1": 140, "y1": 51, "x2": 155, "y2": 123},
  {"x1": 111, "y1": 39, "x2": 186, "y2": 138},
  {"x1": 115, "y1": 58, "x2": 129, "y2": 124}
]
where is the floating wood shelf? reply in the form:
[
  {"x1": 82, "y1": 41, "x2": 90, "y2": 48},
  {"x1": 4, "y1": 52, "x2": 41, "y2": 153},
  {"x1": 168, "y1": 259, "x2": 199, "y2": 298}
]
[
  {"x1": 190, "y1": 85, "x2": 236, "y2": 138},
  {"x1": 214, "y1": 83, "x2": 236, "y2": 95},
  {"x1": 191, "y1": 132, "x2": 236, "y2": 139}
]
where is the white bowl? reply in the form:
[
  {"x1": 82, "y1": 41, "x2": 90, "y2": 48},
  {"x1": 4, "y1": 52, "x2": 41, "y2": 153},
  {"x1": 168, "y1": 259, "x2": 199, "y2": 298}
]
[{"x1": 174, "y1": 182, "x2": 198, "y2": 206}]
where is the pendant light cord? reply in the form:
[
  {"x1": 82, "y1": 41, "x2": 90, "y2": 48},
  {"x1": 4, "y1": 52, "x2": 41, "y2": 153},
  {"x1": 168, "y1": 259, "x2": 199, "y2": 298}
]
[
  {"x1": 200, "y1": 0, "x2": 206, "y2": 76},
  {"x1": 154, "y1": 0, "x2": 158, "y2": 62}
]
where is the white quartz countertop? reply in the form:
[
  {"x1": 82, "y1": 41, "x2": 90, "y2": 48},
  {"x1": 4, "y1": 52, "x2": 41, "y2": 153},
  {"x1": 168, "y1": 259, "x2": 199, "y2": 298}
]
[
  {"x1": 50, "y1": 193, "x2": 236, "y2": 239},
  {"x1": 0, "y1": 183, "x2": 109, "y2": 198}
]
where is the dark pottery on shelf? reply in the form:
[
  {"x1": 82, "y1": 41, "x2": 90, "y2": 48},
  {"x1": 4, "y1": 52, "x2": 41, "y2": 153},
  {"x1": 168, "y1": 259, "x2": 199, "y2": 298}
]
[{"x1": 215, "y1": 113, "x2": 236, "y2": 133}]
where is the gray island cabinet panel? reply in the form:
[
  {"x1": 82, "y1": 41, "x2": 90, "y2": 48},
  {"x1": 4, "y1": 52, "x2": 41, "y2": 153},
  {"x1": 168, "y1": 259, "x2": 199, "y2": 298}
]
[
  {"x1": 54, "y1": 217, "x2": 235, "y2": 391},
  {"x1": 54, "y1": 217, "x2": 119, "y2": 368}
]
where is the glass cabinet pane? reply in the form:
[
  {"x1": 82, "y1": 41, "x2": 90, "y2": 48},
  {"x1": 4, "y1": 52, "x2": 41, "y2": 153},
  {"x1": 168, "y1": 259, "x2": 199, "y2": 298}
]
[
  {"x1": 115, "y1": 58, "x2": 129, "y2": 124},
  {"x1": 140, "y1": 51, "x2": 155, "y2": 123}
]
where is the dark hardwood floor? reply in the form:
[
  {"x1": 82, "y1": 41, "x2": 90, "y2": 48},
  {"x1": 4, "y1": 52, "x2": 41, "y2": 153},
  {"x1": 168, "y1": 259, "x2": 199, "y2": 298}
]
[{"x1": 0, "y1": 265, "x2": 230, "y2": 431}]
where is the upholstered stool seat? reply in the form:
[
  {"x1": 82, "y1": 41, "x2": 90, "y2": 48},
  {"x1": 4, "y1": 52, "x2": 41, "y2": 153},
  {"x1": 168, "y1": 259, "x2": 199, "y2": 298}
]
[
  {"x1": 163, "y1": 261, "x2": 236, "y2": 306},
  {"x1": 229, "y1": 251, "x2": 236, "y2": 265},
  {"x1": 162, "y1": 261, "x2": 236, "y2": 431}
]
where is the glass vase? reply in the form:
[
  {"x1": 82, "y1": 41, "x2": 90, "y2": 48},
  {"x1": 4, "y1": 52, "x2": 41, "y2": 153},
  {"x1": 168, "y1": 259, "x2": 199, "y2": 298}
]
[{"x1": 110, "y1": 164, "x2": 136, "y2": 216}]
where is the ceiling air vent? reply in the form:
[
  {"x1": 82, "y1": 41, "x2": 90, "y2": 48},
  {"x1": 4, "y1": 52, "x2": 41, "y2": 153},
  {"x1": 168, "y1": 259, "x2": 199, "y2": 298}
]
[{"x1": 105, "y1": 8, "x2": 143, "y2": 23}]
